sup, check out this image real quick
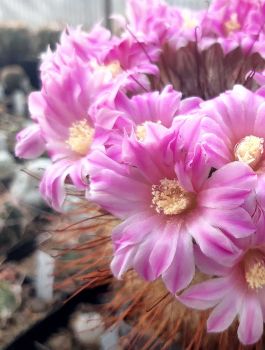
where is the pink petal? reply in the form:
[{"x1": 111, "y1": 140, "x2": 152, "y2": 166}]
[
  {"x1": 162, "y1": 226, "x2": 195, "y2": 293},
  {"x1": 69, "y1": 158, "x2": 89, "y2": 189},
  {"x1": 113, "y1": 213, "x2": 161, "y2": 250},
  {"x1": 207, "y1": 295, "x2": 238, "y2": 333},
  {"x1": 111, "y1": 246, "x2": 137, "y2": 279},
  {"x1": 187, "y1": 214, "x2": 241, "y2": 265},
  {"x1": 178, "y1": 277, "x2": 230, "y2": 310},
  {"x1": 202, "y1": 162, "x2": 256, "y2": 191},
  {"x1": 15, "y1": 124, "x2": 46, "y2": 159},
  {"x1": 89, "y1": 169, "x2": 149, "y2": 219},
  {"x1": 149, "y1": 222, "x2": 180, "y2": 278},
  {"x1": 202, "y1": 208, "x2": 255, "y2": 238},
  {"x1": 254, "y1": 102, "x2": 265, "y2": 137},
  {"x1": 194, "y1": 245, "x2": 229, "y2": 276},
  {"x1": 189, "y1": 143, "x2": 210, "y2": 191},
  {"x1": 39, "y1": 160, "x2": 73, "y2": 211},
  {"x1": 115, "y1": 85, "x2": 181, "y2": 127},
  {"x1": 198, "y1": 187, "x2": 252, "y2": 209},
  {"x1": 179, "y1": 97, "x2": 202, "y2": 114},
  {"x1": 238, "y1": 296, "x2": 264, "y2": 345},
  {"x1": 133, "y1": 234, "x2": 158, "y2": 280},
  {"x1": 122, "y1": 134, "x2": 173, "y2": 184}
]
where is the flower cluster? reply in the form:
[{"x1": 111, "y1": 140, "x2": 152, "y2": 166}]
[{"x1": 15, "y1": 0, "x2": 265, "y2": 346}]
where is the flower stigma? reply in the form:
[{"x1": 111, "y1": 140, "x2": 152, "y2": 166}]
[
  {"x1": 151, "y1": 178, "x2": 194, "y2": 215},
  {"x1": 234, "y1": 135, "x2": 264, "y2": 169},
  {"x1": 66, "y1": 119, "x2": 94, "y2": 156},
  {"x1": 224, "y1": 13, "x2": 241, "y2": 34}
]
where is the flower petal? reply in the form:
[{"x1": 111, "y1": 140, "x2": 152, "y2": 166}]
[
  {"x1": 187, "y1": 214, "x2": 241, "y2": 265},
  {"x1": 238, "y1": 295, "x2": 264, "y2": 345},
  {"x1": 202, "y1": 207, "x2": 255, "y2": 238},
  {"x1": 207, "y1": 295, "x2": 238, "y2": 333},
  {"x1": 111, "y1": 246, "x2": 137, "y2": 279},
  {"x1": 39, "y1": 160, "x2": 73, "y2": 211},
  {"x1": 201, "y1": 161, "x2": 256, "y2": 191},
  {"x1": 15, "y1": 124, "x2": 46, "y2": 159},
  {"x1": 162, "y1": 226, "x2": 195, "y2": 293},
  {"x1": 149, "y1": 222, "x2": 180, "y2": 278},
  {"x1": 133, "y1": 234, "x2": 159, "y2": 280},
  {"x1": 194, "y1": 245, "x2": 228, "y2": 276},
  {"x1": 178, "y1": 277, "x2": 230, "y2": 310}
]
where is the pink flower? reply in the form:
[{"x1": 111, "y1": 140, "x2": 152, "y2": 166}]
[
  {"x1": 201, "y1": 85, "x2": 265, "y2": 228},
  {"x1": 41, "y1": 25, "x2": 158, "y2": 95},
  {"x1": 16, "y1": 26, "x2": 160, "y2": 210},
  {"x1": 93, "y1": 85, "x2": 196, "y2": 160},
  {"x1": 100, "y1": 37, "x2": 159, "y2": 92},
  {"x1": 172, "y1": 8, "x2": 206, "y2": 48},
  {"x1": 201, "y1": 85, "x2": 265, "y2": 171},
  {"x1": 179, "y1": 233, "x2": 265, "y2": 345},
  {"x1": 26, "y1": 58, "x2": 100, "y2": 210},
  {"x1": 201, "y1": 0, "x2": 265, "y2": 54},
  {"x1": 124, "y1": 0, "x2": 182, "y2": 46},
  {"x1": 87, "y1": 120, "x2": 256, "y2": 293}
]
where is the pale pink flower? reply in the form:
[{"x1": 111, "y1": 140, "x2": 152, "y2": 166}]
[
  {"x1": 88, "y1": 120, "x2": 256, "y2": 293},
  {"x1": 179, "y1": 232, "x2": 265, "y2": 345},
  {"x1": 19, "y1": 58, "x2": 100, "y2": 210},
  {"x1": 93, "y1": 85, "x2": 200, "y2": 160}
]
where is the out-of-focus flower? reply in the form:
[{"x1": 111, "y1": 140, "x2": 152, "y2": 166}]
[
  {"x1": 201, "y1": 0, "x2": 265, "y2": 54},
  {"x1": 124, "y1": 0, "x2": 182, "y2": 46}
]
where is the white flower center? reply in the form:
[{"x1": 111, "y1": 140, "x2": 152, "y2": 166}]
[
  {"x1": 182, "y1": 13, "x2": 198, "y2": 29},
  {"x1": 245, "y1": 261, "x2": 265, "y2": 290},
  {"x1": 224, "y1": 13, "x2": 241, "y2": 34},
  {"x1": 151, "y1": 178, "x2": 194, "y2": 216},
  {"x1": 93, "y1": 60, "x2": 122, "y2": 79},
  {"x1": 234, "y1": 135, "x2": 264, "y2": 169},
  {"x1": 66, "y1": 119, "x2": 94, "y2": 156}
]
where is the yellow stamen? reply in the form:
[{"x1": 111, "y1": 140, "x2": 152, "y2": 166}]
[
  {"x1": 151, "y1": 178, "x2": 194, "y2": 216},
  {"x1": 66, "y1": 120, "x2": 94, "y2": 156},
  {"x1": 245, "y1": 261, "x2": 265, "y2": 290},
  {"x1": 234, "y1": 135, "x2": 264, "y2": 169},
  {"x1": 224, "y1": 13, "x2": 241, "y2": 34},
  {"x1": 136, "y1": 124, "x2": 147, "y2": 142}
]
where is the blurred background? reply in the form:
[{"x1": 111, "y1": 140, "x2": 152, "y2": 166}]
[
  {"x1": 0, "y1": 1, "x2": 208, "y2": 349},
  {"x1": 0, "y1": 0, "x2": 208, "y2": 28}
]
